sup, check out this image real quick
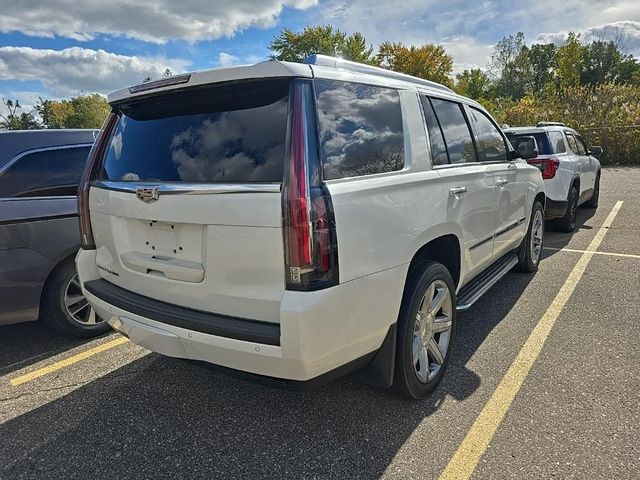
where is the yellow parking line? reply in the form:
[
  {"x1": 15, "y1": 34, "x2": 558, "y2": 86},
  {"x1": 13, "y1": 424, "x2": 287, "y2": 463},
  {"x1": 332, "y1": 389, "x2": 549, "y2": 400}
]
[
  {"x1": 544, "y1": 246, "x2": 640, "y2": 260},
  {"x1": 439, "y1": 200, "x2": 623, "y2": 480},
  {"x1": 10, "y1": 336, "x2": 130, "y2": 387}
]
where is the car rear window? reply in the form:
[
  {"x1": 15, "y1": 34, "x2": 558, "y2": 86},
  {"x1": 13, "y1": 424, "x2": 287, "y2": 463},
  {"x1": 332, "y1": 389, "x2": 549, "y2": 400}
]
[
  {"x1": 506, "y1": 132, "x2": 552, "y2": 155},
  {"x1": 314, "y1": 79, "x2": 405, "y2": 180},
  {"x1": 100, "y1": 79, "x2": 290, "y2": 183}
]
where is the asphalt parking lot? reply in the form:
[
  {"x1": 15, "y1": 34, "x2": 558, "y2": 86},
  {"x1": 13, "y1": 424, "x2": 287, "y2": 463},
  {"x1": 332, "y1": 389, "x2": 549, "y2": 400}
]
[{"x1": 1, "y1": 167, "x2": 638, "y2": 480}]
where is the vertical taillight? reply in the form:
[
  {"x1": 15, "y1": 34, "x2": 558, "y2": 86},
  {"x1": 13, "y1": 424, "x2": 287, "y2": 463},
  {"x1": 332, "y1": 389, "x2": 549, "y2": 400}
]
[
  {"x1": 78, "y1": 112, "x2": 118, "y2": 249},
  {"x1": 528, "y1": 158, "x2": 560, "y2": 179},
  {"x1": 282, "y1": 80, "x2": 339, "y2": 291}
]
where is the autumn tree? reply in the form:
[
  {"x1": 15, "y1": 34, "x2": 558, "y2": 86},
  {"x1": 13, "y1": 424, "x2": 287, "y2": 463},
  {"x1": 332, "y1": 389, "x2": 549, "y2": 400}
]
[
  {"x1": 270, "y1": 25, "x2": 376, "y2": 64},
  {"x1": 37, "y1": 94, "x2": 110, "y2": 129},
  {"x1": 556, "y1": 32, "x2": 583, "y2": 89},
  {"x1": 377, "y1": 42, "x2": 453, "y2": 87}
]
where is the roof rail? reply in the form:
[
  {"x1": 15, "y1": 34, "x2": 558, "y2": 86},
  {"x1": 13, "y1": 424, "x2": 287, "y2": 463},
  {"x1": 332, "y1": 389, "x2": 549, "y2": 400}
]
[
  {"x1": 303, "y1": 54, "x2": 454, "y2": 93},
  {"x1": 536, "y1": 121, "x2": 566, "y2": 128}
]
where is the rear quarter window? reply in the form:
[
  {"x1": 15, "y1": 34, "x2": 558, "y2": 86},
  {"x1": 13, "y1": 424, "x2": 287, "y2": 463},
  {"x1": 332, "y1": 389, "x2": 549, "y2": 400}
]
[
  {"x1": 101, "y1": 79, "x2": 290, "y2": 183},
  {"x1": 0, "y1": 146, "x2": 91, "y2": 197},
  {"x1": 314, "y1": 79, "x2": 405, "y2": 180}
]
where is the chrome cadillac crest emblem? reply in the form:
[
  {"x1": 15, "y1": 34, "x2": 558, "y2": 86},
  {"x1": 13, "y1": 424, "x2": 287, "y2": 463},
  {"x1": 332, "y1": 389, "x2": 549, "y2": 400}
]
[{"x1": 136, "y1": 186, "x2": 160, "y2": 203}]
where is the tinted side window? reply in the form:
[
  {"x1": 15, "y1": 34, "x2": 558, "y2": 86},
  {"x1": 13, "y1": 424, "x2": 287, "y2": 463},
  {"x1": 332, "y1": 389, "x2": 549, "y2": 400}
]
[
  {"x1": 565, "y1": 133, "x2": 579, "y2": 153},
  {"x1": 315, "y1": 79, "x2": 404, "y2": 180},
  {"x1": 469, "y1": 108, "x2": 507, "y2": 162},
  {"x1": 0, "y1": 146, "x2": 91, "y2": 198},
  {"x1": 548, "y1": 131, "x2": 566, "y2": 153},
  {"x1": 430, "y1": 98, "x2": 478, "y2": 164},
  {"x1": 574, "y1": 135, "x2": 588, "y2": 155},
  {"x1": 420, "y1": 96, "x2": 449, "y2": 165}
]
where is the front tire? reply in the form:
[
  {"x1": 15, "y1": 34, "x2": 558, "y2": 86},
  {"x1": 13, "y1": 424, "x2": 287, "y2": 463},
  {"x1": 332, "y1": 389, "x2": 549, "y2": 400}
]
[
  {"x1": 393, "y1": 261, "x2": 456, "y2": 400},
  {"x1": 517, "y1": 201, "x2": 545, "y2": 273},
  {"x1": 40, "y1": 258, "x2": 110, "y2": 338}
]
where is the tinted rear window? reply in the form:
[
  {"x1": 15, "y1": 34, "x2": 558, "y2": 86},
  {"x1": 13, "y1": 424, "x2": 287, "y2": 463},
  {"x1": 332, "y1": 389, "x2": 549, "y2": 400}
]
[
  {"x1": 100, "y1": 79, "x2": 290, "y2": 183},
  {"x1": 315, "y1": 79, "x2": 404, "y2": 180},
  {"x1": 506, "y1": 132, "x2": 552, "y2": 155}
]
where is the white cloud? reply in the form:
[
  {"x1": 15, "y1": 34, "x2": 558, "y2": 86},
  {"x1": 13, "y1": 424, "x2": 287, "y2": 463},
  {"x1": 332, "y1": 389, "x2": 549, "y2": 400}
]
[
  {"x1": 0, "y1": 46, "x2": 190, "y2": 97},
  {"x1": 0, "y1": 0, "x2": 318, "y2": 43},
  {"x1": 536, "y1": 21, "x2": 640, "y2": 57},
  {"x1": 217, "y1": 52, "x2": 240, "y2": 67},
  {"x1": 440, "y1": 36, "x2": 494, "y2": 74}
]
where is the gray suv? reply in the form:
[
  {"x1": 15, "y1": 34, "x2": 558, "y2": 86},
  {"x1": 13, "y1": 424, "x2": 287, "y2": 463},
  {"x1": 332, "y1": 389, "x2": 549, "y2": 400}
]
[{"x1": 0, "y1": 129, "x2": 110, "y2": 337}]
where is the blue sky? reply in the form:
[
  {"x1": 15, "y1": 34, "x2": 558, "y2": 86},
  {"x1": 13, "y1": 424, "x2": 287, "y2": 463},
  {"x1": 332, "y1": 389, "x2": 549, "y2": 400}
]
[{"x1": 1, "y1": 0, "x2": 639, "y2": 112}]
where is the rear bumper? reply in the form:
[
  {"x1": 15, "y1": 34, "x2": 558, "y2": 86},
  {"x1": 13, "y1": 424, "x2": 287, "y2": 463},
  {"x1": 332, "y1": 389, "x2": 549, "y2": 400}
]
[
  {"x1": 77, "y1": 249, "x2": 406, "y2": 384},
  {"x1": 545, "y1": 198, "x2": 568, "y2": 219}
]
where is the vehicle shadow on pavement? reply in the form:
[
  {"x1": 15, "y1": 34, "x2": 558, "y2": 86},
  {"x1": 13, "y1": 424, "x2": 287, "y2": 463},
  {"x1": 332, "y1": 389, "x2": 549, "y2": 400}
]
[
  {"x1": 542, "y1": 207, "x2": 597, "y2": 258},
  {"x1": 0, "y1": 273, "x2": 537, "y2": 479},
  {"x1": 0, "y1": 322, "x2": 105, "y2": 376}
]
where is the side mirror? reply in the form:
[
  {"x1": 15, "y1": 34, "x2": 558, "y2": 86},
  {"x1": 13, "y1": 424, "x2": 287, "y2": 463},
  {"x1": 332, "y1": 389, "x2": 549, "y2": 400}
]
[
  {"x1": 514, "y1": 136, "x2": 539, "y2": 160},
  {"x1": 589, "y1": 146, "x2": 603, "y2": 158}
]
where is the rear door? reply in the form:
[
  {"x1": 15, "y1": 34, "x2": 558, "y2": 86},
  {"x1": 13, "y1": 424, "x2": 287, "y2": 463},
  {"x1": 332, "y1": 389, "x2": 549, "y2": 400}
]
[
  {"x1": 423, "y1": 96, "x2": 497, "y2": 279},
  {"x1": 467, "y1": 107, "x2": 526, "y2": 256},
  {"x1": 565, "y1": 132, "x2": 590, "y2": 198},
  {"x1": 89, "y1": 79, "x2": 290, "y2": 323}
]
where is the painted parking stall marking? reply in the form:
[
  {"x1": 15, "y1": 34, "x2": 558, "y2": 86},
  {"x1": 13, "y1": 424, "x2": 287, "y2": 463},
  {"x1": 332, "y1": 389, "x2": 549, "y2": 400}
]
[
  {"x1": 439, "y1": 200, "x2": 624, "y2": 480},
  {"x1": 8, "y1": 335, "x2": 129, "y2": 387}
]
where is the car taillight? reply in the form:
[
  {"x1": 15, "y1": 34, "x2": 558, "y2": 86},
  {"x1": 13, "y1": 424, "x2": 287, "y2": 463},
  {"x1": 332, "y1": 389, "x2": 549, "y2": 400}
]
[
  {"x1": 78, "y1": 112, "x2": 118, "y2": 249},
  {"x1": 528, "y1": 157, "x2": 560, "y2": 179},
  {"x1": 282, "y1": 79, "x2": 338, "y2": 291}
]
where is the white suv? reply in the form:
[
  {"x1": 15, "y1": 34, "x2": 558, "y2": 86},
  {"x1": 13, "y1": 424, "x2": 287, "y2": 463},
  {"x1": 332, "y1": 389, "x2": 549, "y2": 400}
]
[
  {"x1": 505, "y1": 123, "x2": 601, "y2": 232},
  {"x1": 76, "y1": 55, "x2": 546, "y2": 399}
]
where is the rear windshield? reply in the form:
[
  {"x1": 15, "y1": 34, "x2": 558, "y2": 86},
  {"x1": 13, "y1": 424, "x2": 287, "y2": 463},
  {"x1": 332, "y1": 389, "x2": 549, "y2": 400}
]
[
  {"x1": 506, "y1": 132, "x2": 552, "y2": 155},
  {"x1": 100, "y1": 79, "x2": 290, "y2": 183}
]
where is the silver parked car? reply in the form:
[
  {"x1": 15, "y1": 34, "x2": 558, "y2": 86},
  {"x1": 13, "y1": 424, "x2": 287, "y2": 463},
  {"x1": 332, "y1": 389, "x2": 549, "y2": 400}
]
[{"x1": 0, "y1": 129, "x2": 110, "y2": 337}]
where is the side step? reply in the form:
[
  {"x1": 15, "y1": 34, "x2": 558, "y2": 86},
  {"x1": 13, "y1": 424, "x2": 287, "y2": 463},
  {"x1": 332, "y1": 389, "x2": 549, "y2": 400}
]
[{"x1": 456, "y1": 253, "x2": 519, "y2": 311}]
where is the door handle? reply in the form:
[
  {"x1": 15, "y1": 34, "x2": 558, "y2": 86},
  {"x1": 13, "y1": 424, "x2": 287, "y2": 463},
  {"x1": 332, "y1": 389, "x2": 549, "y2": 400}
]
[
  {"x1": 449, "y1": 186, "x2": 467, "y2": 197},
  {"x1": 495, "y1": 179, "x2": 508, "y2": 187},
  {"x1": 507, "y1": 162, "x2": 517, "y2": 169}
]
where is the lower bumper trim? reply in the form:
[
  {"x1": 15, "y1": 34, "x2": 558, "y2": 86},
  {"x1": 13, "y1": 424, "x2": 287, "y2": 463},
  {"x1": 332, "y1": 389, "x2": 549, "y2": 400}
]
[{"x1": 84, "y1": 279, "x2": 281, "y2": 346}]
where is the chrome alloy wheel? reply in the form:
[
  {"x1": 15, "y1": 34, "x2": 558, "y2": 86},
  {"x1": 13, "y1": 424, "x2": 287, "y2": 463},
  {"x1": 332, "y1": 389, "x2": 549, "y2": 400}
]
[
  {"x1": 63, "y1": 274, "x2": 102, "y2": 326},
  {"x1": 412, "y1": 279, "x2": 453, "y2": 383},
  {"x1": 530, "y1": 209, "x2": 544, "y2": 265}
]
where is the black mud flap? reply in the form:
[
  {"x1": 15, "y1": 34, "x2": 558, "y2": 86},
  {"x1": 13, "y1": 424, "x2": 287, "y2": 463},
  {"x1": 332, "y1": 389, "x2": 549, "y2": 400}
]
[{"x1": 351, "y1": 323, "x2": 397, "y2": 388}]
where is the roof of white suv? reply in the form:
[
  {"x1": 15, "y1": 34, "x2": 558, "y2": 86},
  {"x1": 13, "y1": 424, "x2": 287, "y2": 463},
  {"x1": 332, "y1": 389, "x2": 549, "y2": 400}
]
[{"x1": 108, "y1": 56, "x2": 481, "y2": 110}]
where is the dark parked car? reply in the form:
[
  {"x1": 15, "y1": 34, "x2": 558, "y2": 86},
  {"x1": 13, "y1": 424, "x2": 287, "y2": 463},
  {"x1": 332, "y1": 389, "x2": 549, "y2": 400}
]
[{"x1": 0, "y1": 129, "x2": 110, "y2": 337}]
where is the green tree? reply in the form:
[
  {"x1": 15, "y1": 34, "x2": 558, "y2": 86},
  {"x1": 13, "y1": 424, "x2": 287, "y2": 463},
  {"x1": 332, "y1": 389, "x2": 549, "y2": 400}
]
[
  {"x1": 270, "y1": 25, "x2": 377, "y2": 64},
  {"x1": 489, "y1": 33, "x2": 531, "y2": 99},
  {"x1": 580, "y1": 40, "x2": 640, "y2": 85},
  {"x1": 0, "y1": 99, "x2": 40, "y2": 130},
  {"x1": 377, "y1": 42, "x2": 453, "y2": 87},
  {"x1": 455, "y1": 68, "x2": 493, "y2": 100},
  {"x1": 528, "y1": 43, "x2": 557, "y2": 92},
  {"x1": 37, "y1": 94, "x2": 110, "y2": 129},
  {"x1": 556, "y1": 32, "x2": 583, "y2": 89}
]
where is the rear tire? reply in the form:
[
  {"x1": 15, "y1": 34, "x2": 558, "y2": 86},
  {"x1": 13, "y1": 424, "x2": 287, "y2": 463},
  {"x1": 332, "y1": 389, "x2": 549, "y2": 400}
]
[
  {"x1": 393, "y1": 261, "x2": 456, "y2": 400},
  {"x1": 40, "y1": 258, "x2": 110, "y2": 338},
  {"x1": 553, "y1": 185, "x2": 578, "y2": 232},
  {"x1": 583, "y1": 173, "x2": 600, "y2": 209},
  {"x1": 517, "y1": 201, "x2": 544, "y2": 273}
]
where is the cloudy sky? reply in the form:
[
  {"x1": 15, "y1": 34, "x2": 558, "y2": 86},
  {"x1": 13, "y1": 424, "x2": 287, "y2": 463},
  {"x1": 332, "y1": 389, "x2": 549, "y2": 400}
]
[{"x1": 0, "y1": 0, "x2": 639, "y2": 111}]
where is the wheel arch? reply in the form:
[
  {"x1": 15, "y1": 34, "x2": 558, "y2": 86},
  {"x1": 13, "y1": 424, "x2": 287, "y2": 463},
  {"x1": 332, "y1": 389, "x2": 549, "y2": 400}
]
[{"x1": 407, "y1": 233, "x2": 462, "y2": 290}]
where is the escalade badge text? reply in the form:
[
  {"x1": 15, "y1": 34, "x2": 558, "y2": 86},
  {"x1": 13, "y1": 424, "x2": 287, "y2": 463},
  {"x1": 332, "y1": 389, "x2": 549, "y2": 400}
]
[{"x1": 136, "y1": 187, "x2": 159, "y2": 203}]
